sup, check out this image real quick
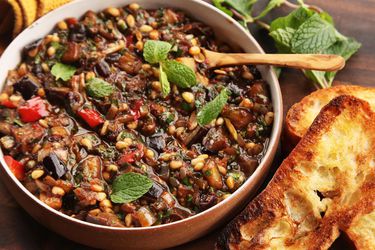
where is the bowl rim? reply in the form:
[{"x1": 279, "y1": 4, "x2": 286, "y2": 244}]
[{"x1": 0, "y1": 0, "x2": 283, "y2": 232}]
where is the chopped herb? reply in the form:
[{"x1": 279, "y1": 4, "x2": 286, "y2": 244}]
[
  {"x1": 86, "y1": 77, "x2": 114, "y2": 98},
  {"x1": 197, "y1": 88, "x2": 229, "y2": 126},
  {"x1": 51, "y1": 62, "x2": 76, "y2": 81},
  {"x1": 110, "y1": 172, "x2": 153, "y2": 203}
]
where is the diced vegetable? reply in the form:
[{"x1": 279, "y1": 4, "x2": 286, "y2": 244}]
[
  {"x1": 4, "y1": 155, "x2": 25, "y2": 180},
  {"x1": 78, "y1": 108, "x2": 104, "y2": 128},
  {"x1": 18, "y1": 97, "x2": 49, "y2": 122}
]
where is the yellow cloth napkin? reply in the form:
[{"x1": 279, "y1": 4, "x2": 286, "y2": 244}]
[{"x1": 0, "y1": 0, "x2": 71, "y2": 54}]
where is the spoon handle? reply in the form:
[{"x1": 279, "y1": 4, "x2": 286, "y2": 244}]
[{"x1": 204, "y1": 50, "x2": 345, "y2": 72}]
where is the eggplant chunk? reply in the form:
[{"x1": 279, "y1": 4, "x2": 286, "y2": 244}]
[
  {"x1": 13, "y1": 74, "x2": 40, "y2": 100},
  {"x1": 202, "y1": 127, "x2": 230, "y2": 152},
  {"x1": 43, "y1": 153, "x2": 67, "y2": 179},
  {"x1": 222, "y1": 106, "x2": 254, "y2": 129},
  {"x1": 61, "y1": 42, "x2": 81, "y2": 63},
  {"x1": 86, "y1": 211, "x2": 124, "y2": 227}
]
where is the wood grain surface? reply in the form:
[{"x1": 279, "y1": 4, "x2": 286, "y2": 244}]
[{"x1": 0, "y1": 0, "x2": 374, "y2": 249}]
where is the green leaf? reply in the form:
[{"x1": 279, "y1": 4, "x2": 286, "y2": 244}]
[
  {"x1": 212, "y1": 0, "x2": 234, "y2": 16},
  {"x1": 291, "y1": 14, "x2": 337, "y2": 54},
  {"x1": 269, "y1": 27, "x2": 295, "y2": 53},
  {"x1": 197, "y1": 89, "x2": 229, "y2": 126},
  {"x1": 159, "y1": 65, "x2": 170, "y2": 97},
  {"x1": 86, "y1": 77, "x2": 114, "y2": 98},
  {"x1": 324, "y1": 37, "x2": 361, "y2": 84},
  {"x1": 162, "y1": 60, "x2": 197, "y2": 88},
  {"x1": 143, "y1": 40, "x2": 172, "y2": 64},
  {"x1": 254, "y1": 0, "x2": 285, "y2": 20},
  {"x1": 51, "y1": 62, "x2": 76, "y2": 81},
  {"x1": 319, "y1": 11, "x2": 334, "y2": 25},
  {"x1": 270, "y1": 7, "x2": 314, "y2": 32},
  {"x1": 214, "y1": 0, "x2": 257, "y2": 20},
  {"x1": 110, "y1": 172, "x2": 153, "y2": 204}
]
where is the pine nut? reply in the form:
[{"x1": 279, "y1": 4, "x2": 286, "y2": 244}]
[
  {"x1": 100, "y1": 199, "x2": 112, "y2": 208},
  {"x1": 216, "y1": 117, "x2": 224, "y2": 126},
  {"x1": 91, "y1": 184, "x2": 104, "y2": 192},
  {"x1": 106, "y1": 7, "x2": 121, "y2": 17},
  {"x1": 116, "y1": 141, "x2": 129, "y2": 150},
  {"x1": 182, "y1": 92, "x2": 195, "y2": 104},
  {"x1": 107, "y1": 164, "x2": 118, "y2": 172},
  {"x1": 126, "y1": 14, "x2": 135, "y2": 27},
  {"x1": 218, "y1": 165, "x2": 227, "y2": 175},
  {"x1": 0, "y1": 93, "x2": 8, "y2": 102},
  {"x1": 240, "y1": 98, "x2": 253, "y2": 109},
  {"x1": 135, "y1": 41, "x2": 143, "y2": 51},
  {"x1": 226, "y1": 176, "x2": 235, "y2": 189},
  {"x1": 167, "y1": 125, "x2": 176, "y2": 135},
  {"x1": 52, "y1": 186, "x2": 65, "y2": 196},
  {"x1": 96, "y1": 192, "x2": 107, "y2": 201},
  {"x1": 189, "y1": 46, "x2": 201, "y2": 56},
  {"x1": 145, "y1": 149, "x2": 155, "y2": 159},
  {"x1": 125, "y1": 213, "x2": 133, "y2": 227},
  {"x1": 265, "y1": 112, "x2": 274, "y2": 125},
  {"x1": 47, "y1": 46, "x2": 56, "y2": 57},
  {"x1": 194, "y1": 162, "x2": 204, "y2": 171},
  {"x1": 57, "y1": 21, "x2": 68, "y2": 30},
  {"x1": 129, "y1": 3, "x2": 140, "y2": 11},
  {"x1": 149, "y1": 30, "x2": 159, "y2": 40},
  {"x1": 139, "y1": 25, "x2": 153, "y2": 33},
  {"x1": 170, "y1": 160, "x2": 183, "y2": 170},
  {"x1": 38, "y1": 119, "x2": 49, "y2": 128},
  {"x1": 31, "y1": 169, "x2": 44, "y2": 179}
]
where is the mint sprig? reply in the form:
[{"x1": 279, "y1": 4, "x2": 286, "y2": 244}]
[
  {"x1": 143, "y1": 40, "x2": 197, "y2": 96},
  {"x1": 161, "y1": 60, "x2": 196, "y2": 89},
  {"x1": 110, "y1": 172, "x2": 153, "y2": 204},
  {"x1": 159, "y1": 65, "x2": 170, "y2": 98},
  {"x1": 212, "y1": 1, "x2": 361, "y2": 89},
  {"x1": 197, "y1": 88, "x2": 230, "y2": 126},
  {"x1": 143, "y1": 40, "x2": 172, "y2": 64},
  {"x1": 51, "y1": 62, "x2": 76, "y2": 81},
  {"x1": 86, "y1": 77, "x2": 114, "y2": 98}
]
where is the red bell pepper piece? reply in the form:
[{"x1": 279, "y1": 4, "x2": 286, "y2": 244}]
[
  {"x1": 78, "y1": 108, "x2": 104, "y2": 128},
  {"x1": 130, "y1": 100, "x2": 143, "y2": 121},
  {"x1": 66, "y1": 17, "x2": 78, "y2": 26},
  {"x1": 4, "y1": 155, "x2": 25, "y2": 180},
  {"x1": 18, "y1": 97, "x2": 49, "y2": 123},
  {"x1": 1, "y1": 100, "x2": 17, "y2": 108},
  {"x1": 117, "y1": 144, "x2": 144, "y2": 165}
]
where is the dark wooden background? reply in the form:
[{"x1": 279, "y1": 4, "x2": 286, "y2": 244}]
[{"x1": 0, "y1": 0, "x2": 374, "y2": 249}]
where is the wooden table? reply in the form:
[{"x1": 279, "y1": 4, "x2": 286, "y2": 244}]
[{"x1": 0, "y1": 0, "x2": 374, "y2": 249}]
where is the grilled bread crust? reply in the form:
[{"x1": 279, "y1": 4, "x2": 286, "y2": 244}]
[
  {"x1": 285, "y1": 85, "x2": 375, "y2": 150},
  {"x1": 217, "y1": 96, "x2": 375, "y2": 250}
]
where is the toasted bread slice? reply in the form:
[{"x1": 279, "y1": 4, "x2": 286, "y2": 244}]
[
  {"x1": 217, "y1": 96, "x2": 375, "y2": 250},
  {"x1": 285, "y1": 85, "x2": 375, "y2": 149},
  {"x1": 340, "y1": 172, "x2": 375, "y2": 250}
]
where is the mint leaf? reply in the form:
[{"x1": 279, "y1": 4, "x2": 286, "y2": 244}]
[
  {"x1": 197, "y1": 89, "x2": 229, "y2": 126},
  {"x1": 213, "y1": 0, "x2": 257, "y2": 20},
  {"x1": 86, "y1": 77, "x2": 114, "y2": 98},
  {"x1": 143, "y1": 40, "x2": 172, "y2": 64},
  {"x1": 212, "y1": 0, "x2": 234, "y2": 16},
  {"x1": 254, "y1": 0, "x2": 285, "y2": 20},
  {"x1": 291, "y1": 14, "x2": 337, "y2": 54},
  {"x1": 110, "y1": 172, "x2": 153, "y2": 204},
  {"x1": 269, "y1": 27, "x2": 295, "y2": 53},
  {"x1": 51, "y1": 62, "x2": 76, "y2": 81},
  {"x1": 162, "y1": 60, "x2": 197, "y2": 88},
  {"x1": 270, "y1": 7, "x2": 314, "y2": 32},
  {"x1": 159, "y1": 65, "x2": 170, "y2": 97}
]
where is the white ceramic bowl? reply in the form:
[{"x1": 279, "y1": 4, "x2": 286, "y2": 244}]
[{"x1": 0, "y1": 0, "x2": 282, "y2": 249}]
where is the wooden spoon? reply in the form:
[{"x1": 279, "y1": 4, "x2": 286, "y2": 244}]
[{"x1": 203, "y1": 49, "x2": 345, "y2": 72}]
